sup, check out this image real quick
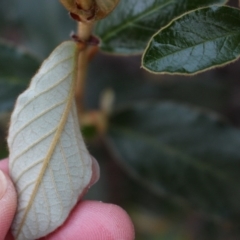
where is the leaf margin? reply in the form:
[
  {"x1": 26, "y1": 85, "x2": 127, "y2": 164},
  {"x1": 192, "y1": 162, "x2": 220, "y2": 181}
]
[{"x1": 141, "y1": 5, "x2": 240, "y2": 76}]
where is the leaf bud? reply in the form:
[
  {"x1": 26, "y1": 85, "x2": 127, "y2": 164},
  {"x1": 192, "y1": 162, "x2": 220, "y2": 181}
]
[{"x1": 60, "y1": 0, "x2": 120, "y2": 22}]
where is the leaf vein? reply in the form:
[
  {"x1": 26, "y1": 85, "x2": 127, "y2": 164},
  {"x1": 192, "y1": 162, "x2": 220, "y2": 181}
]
[
  {"x1": 11, "y1": 100, "x2": 66, "y2": 148},
  {"x1": 110, "y1": 125, "x2": 233, "y2": 184},
  {"x1": 100, "y1": 0, "x2": 175, "y2": 41},
  {"x1": 15, "y1": 158, "x2": 44, "y2": 183},
  {"x1": 146, "y1": 30, "x2": 240, "y2": 66},
  {"x1": 14, "y1": 71, "x2": 72, "y2": 120},
  {"x1": 60, "y1": 139, "x2": 74, "y2": 194},
  {"x1": 18, "y1": 180, "x2": 35, "y2": 197},
  {"x1": 10, "y1": 127, "x2": 57, "y2": 169},
  {"x1": 36, "y1": 56, "x2": 72, "y2": 80},
  {"x1": 49, "y1": 166, "x2": 64, "y2": 216}
]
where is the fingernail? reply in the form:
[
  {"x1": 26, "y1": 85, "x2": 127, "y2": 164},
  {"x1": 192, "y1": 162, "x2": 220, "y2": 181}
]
[{"x1": 0, "y1": 170, "x2": 7, "y2": 200}]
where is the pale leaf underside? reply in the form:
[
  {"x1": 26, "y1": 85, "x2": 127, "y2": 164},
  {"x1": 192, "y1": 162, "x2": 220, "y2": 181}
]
[{"x1": 8, "y1": 41, "x2": 92, "y2": 240}]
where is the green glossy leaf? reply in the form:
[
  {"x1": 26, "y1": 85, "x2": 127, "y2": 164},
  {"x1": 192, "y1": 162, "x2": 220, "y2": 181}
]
[
  {"x1": 143, "y1": 6, "x2": 240, "y2": 74},
  {"x1": 107, "y1": 102, "x2": 240, "y2": 219},
  {"x1": 94, "y1": 0, "x2": 226, "y2": 54},
  {"x1": 0, "y1": 40, "x2": 40, "y2": 112}
]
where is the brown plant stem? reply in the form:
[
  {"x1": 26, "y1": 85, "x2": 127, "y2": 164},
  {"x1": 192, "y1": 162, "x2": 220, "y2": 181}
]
[
  {"x1": 75, "y1": 21, "x2": 95, "y2": 115},
  {"x1": 77, "y1": 21, "x2": 94, "y2": 41}
]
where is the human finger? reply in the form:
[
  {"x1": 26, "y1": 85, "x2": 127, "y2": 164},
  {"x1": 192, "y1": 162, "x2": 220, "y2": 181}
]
[
  {"x1": 43, "y1": 200, "x2": 135, "y2": 240},
  {"x1": 0, "y1": 166, "x2": 17, "y2": 240}
]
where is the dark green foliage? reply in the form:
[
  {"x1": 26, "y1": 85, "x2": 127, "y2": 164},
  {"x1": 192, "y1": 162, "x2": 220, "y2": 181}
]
[
  {"x1": 95, "y1": 0, "x2": 226, "y2": 54},
  {"x1": 1, "y1": 0, "x2": 240, "y2": 238},
  {"x1": 108, "y1": 102, "x2": 240, "y2": 219},
  {"x1": 0, "y1": 41, "x2": 40, "y2": 112}
]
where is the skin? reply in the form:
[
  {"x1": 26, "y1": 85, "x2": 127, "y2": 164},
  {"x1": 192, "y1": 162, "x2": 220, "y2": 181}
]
[{"x1": 0, "y1": 159, "x2": 135, "y2": 240}]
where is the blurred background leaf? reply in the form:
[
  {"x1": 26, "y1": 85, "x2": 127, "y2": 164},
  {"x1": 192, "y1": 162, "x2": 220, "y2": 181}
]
[
  {"x1": 0, "y1": 40, "x2": 40, "y2": 113},
  {"x1": 106, "y1": 102, "x2": 240, "y2": 220},
  {"x1": 0, "y1": 0, "x2": 75, "y2": 58},
  {"x1": 94, "y1": 0, "x2": 226, "y2": 54},
  {"x1": 0, "y1": 40, "x2": 40, "y2": 81}
]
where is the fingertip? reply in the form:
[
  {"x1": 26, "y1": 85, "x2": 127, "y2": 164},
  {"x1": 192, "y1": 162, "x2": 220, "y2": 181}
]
[
  {"x1": 0, "y1": 169, "x2": 17, "y2": 240},
  {"x1": 97, "y1": 202, "x2": 135, "y2": 240},
  {"x1": 46, "y1": 201, "x2": 135, "y2": 240},
  {"x1": 0, "y1": 158, "x2": 9, "y2": 174}
]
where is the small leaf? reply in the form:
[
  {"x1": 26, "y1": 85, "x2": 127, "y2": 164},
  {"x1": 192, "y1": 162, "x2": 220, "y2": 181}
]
[
  {"x1": 95, "y1": 0, "x2": 226, "y2": 54},
  {"x1": 107, "y1": 102, "x2": 240, "y2": 219},
  {"x1": 8, "y1": 41, "x2": 93, "y2": 239},
  {"x1": 143, "y1": 6, "x2": 240, "y2": 74}
]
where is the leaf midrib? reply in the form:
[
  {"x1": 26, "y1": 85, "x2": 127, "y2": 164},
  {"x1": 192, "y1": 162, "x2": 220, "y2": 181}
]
[
  {"x1": 145, "y1": 24, "x2": 240, "y2": 68},
  {"x1": 109, "y1": 125, "x2": 234, "y2": 184},
  {"x1": 99, "y1": 0, "x2": 175, "y2": 42}
]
